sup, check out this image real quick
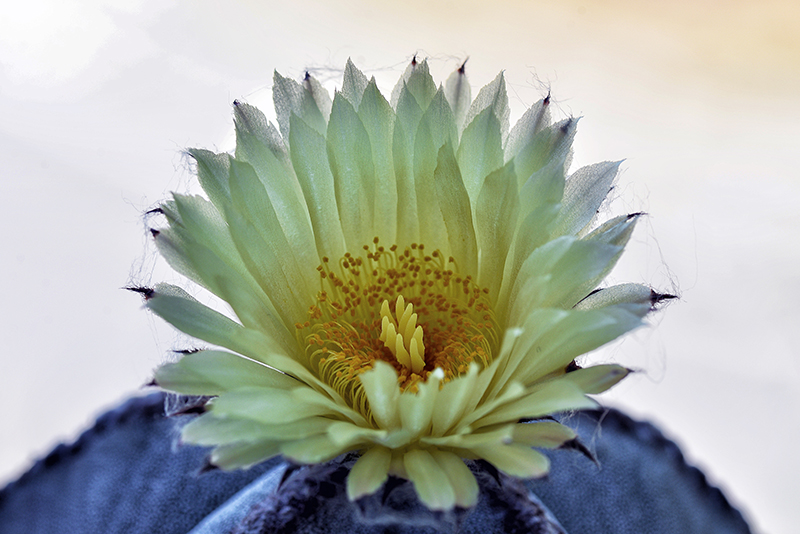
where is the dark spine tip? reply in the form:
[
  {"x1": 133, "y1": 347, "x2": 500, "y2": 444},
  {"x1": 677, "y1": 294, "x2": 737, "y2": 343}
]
[
  {"x1": 650, "y1": 290, "x2": 679, "y2": 306},
  {"x1": 125, "y1": 286, "x2": 155, "y2": 300},
  {"x1": 145, "y1": 207, "x2": 163, "y2": 215},
  {"x1": 304, "y1": 71, "x2": 311, "y2": 81},
  {"x1": 543, "y1": 91, "x2": 551, "y2": 106},
  {"x1": 143, "y1": 378, "x2": 158, "y2": 388},
  {"x1": 173, "y1": 348, "x2": 202, "y2": 355},
  {"x1": 233, "y1": 99, "x2": 241, "y2": 107},
  {"x1": 149, "y1": 228, "x2": 160, "y2": 238},
  {"x1": 628, "y1": 212, "x2": 646, "y2": 219},
  {"x1": 565, "y1": 360, "x2": 582, "y2": 373},
  {"x1": 560, "y1": 437, "x2": 598, "y2": 465},
  {"x1": 411, "y1": 53, "x2": 418, "y2": 67},
  {"x1": 458, "y1": 57, "x2": 468, "y2": 74}
]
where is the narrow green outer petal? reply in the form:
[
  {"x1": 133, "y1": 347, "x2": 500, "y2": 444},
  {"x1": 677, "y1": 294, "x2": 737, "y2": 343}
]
[
  {"x1": 512, "y1": 421, "x2": 577, "y2": 449},
  {"x1": 228, "y1": 157, "x2": 317, "y2": 286},
  {"x1": 304, "y1": 72, "x2": 333, "y2": 122},
  {"x1": 505, "y1": 98, "x2": 551, "y2": 163},
  {"x1": 173, "y1": 235, "x2": 294, "y2": 346},
  {"x1": 444, "y1": 65, "x2": 471, "y2": 133},
  {"x1": 502, "y1": 306, "x2": 643, "y2": 388},
  {"x1": 341, "y1": 58, "x2": 369, "y2": 109},
  {"x1": 575, "y1": 282, "x2": 653, "y2": 312},
  {"x1": 471, "y1": 380, "x2": 596, "y2": 429},
  {"x1": 553, "y1": 161, "x2": 621, "y2": 236},
  {"x1": 232, "y1": 101, "x2": 291, "y2": 171},
  {"x1": 392, "y1": 85, "x2": 423, "y2": 245},
  {"x1": 151, "y1": 228, "x2": 203, "y2": 288},
  {"x1": 562, "y1": 364, "x2": 631, "y2": 394},
  {"x1": 496, "y1": 160, "x2": 565, "y2": 322},
  {"x1": 273, "y1": 70, "x2": 327, "y2": 138},
  {"x1": 517, "y1": 157, "x2": 566, "y2": 221},
  {"x1": 224, "y1": 184, "x2": 309, "y2": 326},
  {"x1": 434, "y1": 142, "x2": 478, "y2": 277},
  {"x1": 327, "y1": 92, "x2": 376, "y2": 251},
  {"x1": 211, "y1": 387, "x2": 339, "y2": 424},
  {"x1": 170, "y1": 194, "x2": 241, "y2": 274},
  {"x1": 513, "y1": 117, "x2": 577, "y2": 189},
  {"x1": 401, "y1": 59, "x2": 437, "y2": 110},
  {"x1": 167, "y1": 195, "x2": 289, "y2": 331},
  {"x1": 457, "y1": 107, "x2": 503, "y2": 203},
  {"x1": 585, "y1": 213, "x2": 640, "y2": 247},
  {"x1": 455, "y1": 380, "x2": 525, "y2": 432},
  {"x1": 145, "y1": 285, "x2": 288, "y2": 362},
  {"x1": 496, "y1": 203, "x2": 561, "y2": 325},
  {"x1": 359, "y1": 361, "x2": 401, "y2": 429},
  {"x1": 327, "y1": 421, "x2": 387, "y2": 447},
  {"x1": 182, "y1": 414, "x2": 267, "y2": 446},
  {"x1": 246, "y1": 352, "x2": 364, "y2": 422},
  {"x1": 476, "y1": 160, "x2": 519, "y2": 301},
  {"x1": 481, "y1": 326, "x2": 524, "y2": 403},
  {"x1": 422, "y1": 425, "x2": 513, "y2": 448},
  {"x1": 183, "y1": 413, "x2": 334, "y2": 446},
  {"x1": 429, "y1": 450, "x2": 479, "y2": 508},
  {"x1": 293, "y1": 386, "x2": 369, "y2": 427},
  {"x1": 509, "y1": 237, "x2": 621, "y2": 321},
  {"x1": 470, "y1": 443, "x2": 550, "y2": 479},
  {"x1": 390, "y1": 62, "x2": 414, "y2": 108},
  {"x1": 460, "y1": 342, "x2": 518, "y2": 420},
  {"x1": 187, "y1": 148, "x2": 231, "y2": 209},
  {"x1": 347, "y1": 446, "x2": 391, "y2": 500},
  {"x1": 281, "y1": 434, "x2": 352, "y2": 464},
  {"x1": 488, "y1": 310, "x2": 566, "y2": 398},
  {"x1": 414, "y1": 88, "x2": 457, "y2": 252},
  {"x1": 404, "y1": 449, "x2": 457, "y2": 511},
  {"x1": 289, "y1": 114, "x2": 347, "y2": 263},
  {"x1": 211, "y1": 440, "x2": 282, "y2": 470},
  {"x1": 358, "y1": 80, "x2": 398, "y2": 243},
  {"x1": 231, "y1": 106, "x2": 318, "y2": 273},
  {"x1": 462, "y1": 71, "x2": 509, "y2": 143},
  {"x1": 154, "y1": 350, "x2": 298, "y2": 396}
]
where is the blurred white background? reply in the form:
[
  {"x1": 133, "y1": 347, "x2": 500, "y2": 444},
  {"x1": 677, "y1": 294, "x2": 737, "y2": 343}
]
[{"x1": 1, "y1": 1, "x2": 797, "y2": 533}]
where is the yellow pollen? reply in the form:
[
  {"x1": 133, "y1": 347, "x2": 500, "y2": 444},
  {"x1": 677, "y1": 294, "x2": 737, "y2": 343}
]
[{"x1": 295, "y1": 239, "x2": 498, "y2": 424}]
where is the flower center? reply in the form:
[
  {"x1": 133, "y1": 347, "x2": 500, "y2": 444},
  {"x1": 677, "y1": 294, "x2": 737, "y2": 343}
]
[{"x1": 295, "y1": 239, "x2": 498, "y2": 413}]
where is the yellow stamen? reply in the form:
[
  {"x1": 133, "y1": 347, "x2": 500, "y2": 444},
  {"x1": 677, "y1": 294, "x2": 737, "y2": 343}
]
[{"x1": 295, "y1": 239, "x2": 498, "y2": 423}]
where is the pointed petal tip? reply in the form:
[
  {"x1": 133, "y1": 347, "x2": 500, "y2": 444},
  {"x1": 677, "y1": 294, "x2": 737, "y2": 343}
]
[{"x1": 558, "y1": 437, "x2": 597, "y2": 465}]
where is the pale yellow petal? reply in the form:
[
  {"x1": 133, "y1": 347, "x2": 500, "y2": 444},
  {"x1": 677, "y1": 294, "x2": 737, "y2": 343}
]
[
  {"x1": 430, "y1": 449, "x2": 479, "y2": 508},
  {"x1": 404, "y1": 449, "x2": 457, "y2": 511},
  {"x1": 512, "y1": 421, "x2": 577, "y2": 449},
  {"x1": 470, "y1": 443, "x2": 550, "y2": 479},
  {"x1": 347, "y1": 446, "x2": 392, "y2": 500}
]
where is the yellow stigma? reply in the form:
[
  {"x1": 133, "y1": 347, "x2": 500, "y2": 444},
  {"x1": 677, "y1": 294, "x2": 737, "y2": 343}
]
[
  {"x1": 379, "y1": 295, "x2": 426, "y2": 374},
  {"x1": 295, "y1": 239, "x2": 498, "y2": 421}
]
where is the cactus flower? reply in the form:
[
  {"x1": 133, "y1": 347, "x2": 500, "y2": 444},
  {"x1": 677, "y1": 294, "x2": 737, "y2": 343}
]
[{"x1": 144, "y1": 58, "x2": 658, "y2": 511}]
